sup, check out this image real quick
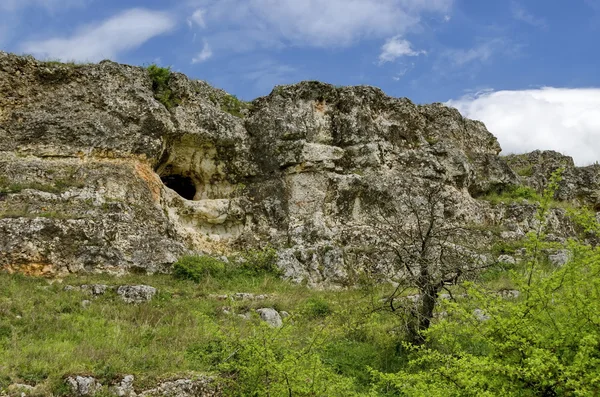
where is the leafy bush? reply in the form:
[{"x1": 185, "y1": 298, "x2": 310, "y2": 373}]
[
  {"x1": 147, "y1": 64, "x2": 179, "y2": 109},
  {"x1": 302, "y1": 297, "x2": 333, "y2": 319},
  {"x1": 238, "y1": 247, "x2": 281, "y2": 276},
  {"x1": 217, "y1": 323, "x2": 358, "y2": 396},
  {"x1": 172, "y1": 255, "x2": 226, "y2": 282}
]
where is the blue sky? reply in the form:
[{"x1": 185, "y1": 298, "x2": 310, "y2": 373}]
[{"x1": 1, "y1": 0, "x2": 599, "y2": 164}]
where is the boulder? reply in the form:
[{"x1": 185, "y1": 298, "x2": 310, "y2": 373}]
[
  {"x1": 256, "y1": 308, "x2": 283, "y2": 328},
  {"x1": 117, "y1": 285, "x2": 157, "y2": 303},
  {"x1": 66, "y1": 376, "x2": 102, "y2": 396}
]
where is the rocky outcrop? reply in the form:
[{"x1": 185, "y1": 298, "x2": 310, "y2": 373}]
[
  {"x1": 505, "y1": 150, "x2": 600, "y2": 208},
  {"x1": 1, "y1": 53, "x2": 597, "y2": 283}
]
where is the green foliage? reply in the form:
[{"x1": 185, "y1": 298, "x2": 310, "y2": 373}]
[
  {"x1": 218, "y1": 94, "x2": 252, "y2": 118},
  {"x1": 172, "y1": 255, "x2": 226, "y2": 282},
  {"x1": 302, "y1": 297, "x2": 333, "y2": 319},
  {"x1": 566, "y1": 205, "x2": 600, "y2": 237},
  {"x1": 372, "y1": 169, "x2": 600, "y2": 396},
  {"x1": 0, "y1": 267, "x2": 403, "y2": 394},
  {"x1": 237, "y1": 247, "x2": 281, "y2": 277},
  {"x1": 481, "y1": 184, "x2": 542, "y2": 204},
  {"x1": 173, "y1": 248, "x2": 281, "y2": 284},
  {"x1": 491, "y1": 239, "x2": 523, "y2": 256},
  {"x1": 217, "y1": 323, "x2": 360, "y2": 396},
  {"x1": 147, "y1": 64, "x2": 179, "y2": 109},
  {"x1": 515, "y1": 164, "x2": 534, "y2": 177}
]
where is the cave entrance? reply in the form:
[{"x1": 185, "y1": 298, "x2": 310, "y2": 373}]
[{"x1": 161, "y1": 175, "x2": 196, "y2": 200}]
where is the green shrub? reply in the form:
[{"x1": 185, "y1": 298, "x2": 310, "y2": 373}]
[
  {"x1": 302, "y1": 297, "x2": 332, "y2": 318},
  {"x1": 238, "y1": 247, "x2": 281, "y2": 276},
  {"x1": 147, "y1": 64, "x2": 179, "y2": 109},
  {"x1": 217, "y1": 323, "x2": 358, "y2": 396},
  {"x1": 186, "y1": 338, "x2": 225, "y2": 368},
  {"x1": 172, "y1": 255, "x2": 226, "y2": 283}
]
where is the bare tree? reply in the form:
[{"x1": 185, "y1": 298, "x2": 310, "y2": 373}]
[{"x1": 362, "y1": 180, "x2": 487, "y2": 344}]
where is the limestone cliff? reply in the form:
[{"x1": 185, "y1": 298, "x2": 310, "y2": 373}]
[{"x1": 0, "y1": 53, "x2": 597, "y2": 282}]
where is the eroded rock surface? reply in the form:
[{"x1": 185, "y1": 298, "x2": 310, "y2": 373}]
[{"x1": 1, "y1": 53, "x2": 598, "y2": 284}]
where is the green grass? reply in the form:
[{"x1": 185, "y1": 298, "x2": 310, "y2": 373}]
[
  {"x1": 481, "y1": 185, "x2": 542, "y2": 205},
  {"x1": 0, "y1": 267, "x2": 402, "y2": 395}
]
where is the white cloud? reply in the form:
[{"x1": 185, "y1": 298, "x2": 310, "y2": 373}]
[
  {"x1": 198, "y1": 0, "x2": 452, "y2": 50},
  {"x1": 443, "y1": 39, "x2": 503, "y2": 66},
  {"x1": 192, "y1": 40, "x2": 213, "y2": 63},
  {"x1": 447, "y1": 88, "x2": 600, "y2": 165},
  {"x1": 240, "y1": 59, "x2": 297, "y2": 93},
  {"x1": 379, "y1": 36, "x2": 424, "y2": 64},
  {"x1": 511, "y1": 2, "x2": 547, "y2": 29},
  {"x1": 21, "y1": 8, "x2": 175, "y2": 62},
  {"x1": 188, "y1": 8, "x2": 206, "y2": 28},
  {"x1": 391, "y1": 64, "x2": 414, "y2": 80}
]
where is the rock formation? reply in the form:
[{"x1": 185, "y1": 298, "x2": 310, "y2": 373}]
[{"x1": 1, "y1": 53, "x2": 597, "y2": 283}]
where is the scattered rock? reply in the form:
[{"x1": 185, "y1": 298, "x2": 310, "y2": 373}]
[
  {"x1": 233, "y1": 293, "x2": 254, "y2": 300},
  {"x1": 81, "y1": 300, "x2": 92, "y2": 308},
  {"x1": 8, "y1": 383, "x2": 35, "y2": 396},
  {"x1": 81, "y1": 284, "x2": 110, "y2": 296},
  {"x1": 473, "y1": 309, "x2": 490, "y2": 322},
  {"x1": 280, "y1": 311, "x2": 290, "y2": 318},
  {"x1": 117, "y1": 285, "x2": 157, "y2": 303},
  {"x1": 112, "y1": 375, "x2": 135, "y2": 397},
  {"x1": 66, "y1": 376, "x2": 102, "y2": 396},
  {"x1": 209, "y1": 294, "x2": 229, "y2": 301},
  {"x1": 256, "y1": 308, "x2": 283, "y2": 328},
  {"x1": 498, "y1": 290, "x2": 520, "y2": 299},
  {"x1": 549, "y1": 250, "x2": 571, "y2": 267},
  {"x1": 497, "y1": 255, "x2": 516, "y2": 265},
  {"x1": 138, "y1": 377, "x2": 219, "y2": 397},
  {"x1": 232, "y1": 293, "x2": 269, "y2": 301},
  {"x1": 404, "y1": 294, "x2": 421, "y2": 303},
  {"x1": 220, "y1": 307, "x2": 232, "y2": 315}
]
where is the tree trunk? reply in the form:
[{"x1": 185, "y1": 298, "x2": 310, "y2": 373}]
[{"x1": 408, "y1": 283, "x2": 441, "y2": 345}]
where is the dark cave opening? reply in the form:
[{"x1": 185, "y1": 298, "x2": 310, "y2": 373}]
[{"x1": 161, "y1": 175, "x2": 196, "y2": 200}]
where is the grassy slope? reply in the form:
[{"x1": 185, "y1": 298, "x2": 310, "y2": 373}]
[{"x1": 0, "y1": 271, "x2": 405, "y2": 395}]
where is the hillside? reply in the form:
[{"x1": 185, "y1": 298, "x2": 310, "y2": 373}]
[{"x1": 1, "y1": 54, "x2": 600, "y2": 396}]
